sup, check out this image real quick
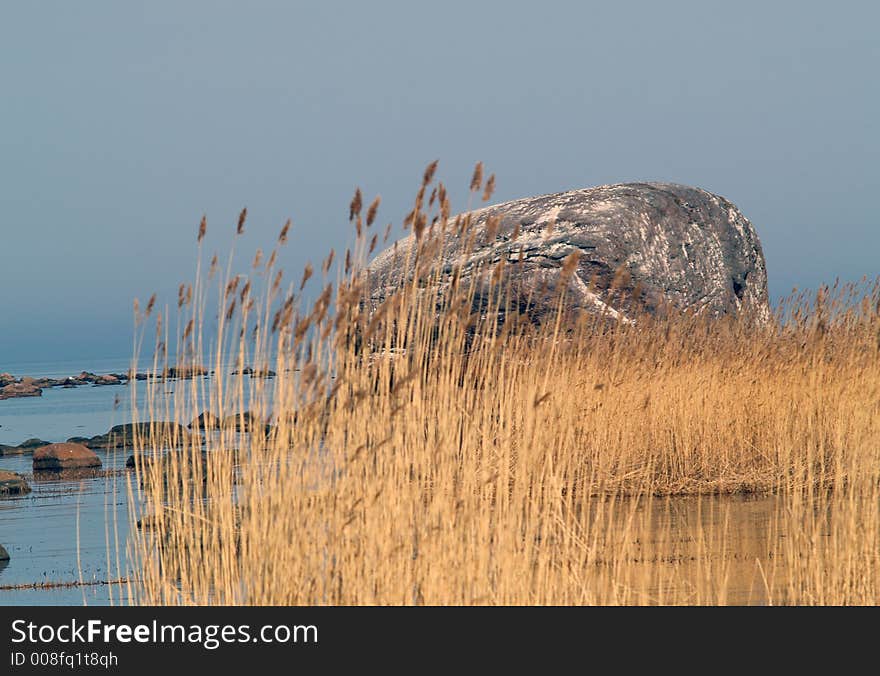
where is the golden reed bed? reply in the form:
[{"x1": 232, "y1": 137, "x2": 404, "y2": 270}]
[{"x1": 115, "y1": 165, "x2": 879, "y2": 605}]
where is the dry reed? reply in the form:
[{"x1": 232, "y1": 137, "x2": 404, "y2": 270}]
[{"x1": 121, "y1": 165, "x2": 880, "y2": 605}]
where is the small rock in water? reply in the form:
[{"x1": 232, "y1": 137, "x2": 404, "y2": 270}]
[
  {"x1": 222, "y1": 411, "x2": 263, "y2": 432},
  {"x1": 82, "y1": 434, "x2": 113, "y2": 450},
  {"x1": 18, "y1": 438, "x2": 52, "y2": 450},
  {"x1": 232, "y1": 366, "x2": 276, "y2": 378},
  {"x1": 93, "y1": 374, "x2": 122, "y2": 386},
  {"x1": 110, "y1": 422, "x2": 191, "y2": 447},
  {"x1": 0, "y1": 437, "x2": 51, "y2": 456},
  {"x1": 189, "y1": 411, "x2": 221, "y2": 431},
  {"x1": 137, "y1": 513, "x2": 163, "y2": 529},
  {"x1": 0, "y1": 378, "x2": 43, "y2": 400},
  {"x1": 32, "y1": 443, "x2": 102, "y2": 471},
  {"x1": 0, "y1": 470, "x2": 32, "y2": 496},
  {"x1": 0, "y1": 544, "x2": 9, "y2": 560},
  {"x1": 125, "y1": 453, "x2": 159, "y2": 470},
  {"x1": 162, "y1": 365, "x2": 209, "y2": 380},
  {"x1": 84, "y1": 422, "x2": 191, "y2": 450},
  {"x1": 0, "y1": 444, "x2": 28, "y2": 457}
]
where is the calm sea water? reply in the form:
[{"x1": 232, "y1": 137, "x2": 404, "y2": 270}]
[
  {"x1": 0, "y1": 357, "x2": 265, "y2": 606},
  {"x1": 0, "y1": 358, "x2": 134, "y2": 605}
]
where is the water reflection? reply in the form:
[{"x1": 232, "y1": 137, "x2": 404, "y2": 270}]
[
  {"x1": 0, "y1": 450, "x2": 134, "y2": 606},
  {"x1": 633, "y1": 494, "x2": 782, "y2": 605}
]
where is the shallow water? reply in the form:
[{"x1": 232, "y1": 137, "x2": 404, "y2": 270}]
[
  {"x1": 624, "y1": 494, "x2": 783, "y2": 604},
  {"x1": 0, "y1": 357, "x2": 269, "y2": 605},
  {"x1": 0, "y1": 451, "x2": 134, "y2": 605}
]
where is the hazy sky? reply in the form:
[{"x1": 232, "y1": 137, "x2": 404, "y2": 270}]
[{"x1": 1, "y1": 1, "x2": 877, "y2": 364}]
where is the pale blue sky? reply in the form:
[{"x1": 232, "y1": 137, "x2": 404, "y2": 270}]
[{"x1": 1, "y1": 1, "x2": 877, "y2": 363}]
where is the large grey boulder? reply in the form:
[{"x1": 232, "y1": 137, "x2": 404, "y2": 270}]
[{"x1": 367, "y1": 182, "x2": 770, "y2": 325}]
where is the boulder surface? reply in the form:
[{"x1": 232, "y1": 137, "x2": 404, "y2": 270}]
[{"x1": 367, "y1": 182, "x2": 770, "y2": 325}]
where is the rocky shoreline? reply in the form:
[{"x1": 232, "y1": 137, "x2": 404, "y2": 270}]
[
  {"x1": 0, "y1": 369, "x2": 175, "y2": 400},
  {"x1": 0, "y1": 413, "x2": 272, "y2": 457},
  {"x1": 0, "y1": 364, "x2": 284, "y2": 401},
  {"x1": 0, "y1": 367, "x2": 208, "y2": 401}
]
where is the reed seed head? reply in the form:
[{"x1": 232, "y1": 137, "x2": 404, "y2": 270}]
[
  {"x1": 279, "y1": 219, "x2": 291, "y2": 245},
  {"x1": 482, "y1": 174, "x2": 495, "y2": 202},
  {"x1": 423, "y1": 159, "x2": 439, "y2": 186},
  {"x1": 300, "y1": 263, "x2": 313, "y2": 291},
  {"x1": 470, "y1": 162, "x2": 484, "y2": 192},
  {"x1": 272, "y1": 270, "x2": 283, "y2": 294},
  {"x1": 366, "y1": 197, "x2": 381, "y2": 227},
  {"x1": 323, "y1": 249, "x2": 335, "y2": 275},
  {"x1": 349, "y1": 188, "x2": 363, "y2": 222},
  {"x1": 237, "y1": 207, "x2": 247, "y2": 235}
]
